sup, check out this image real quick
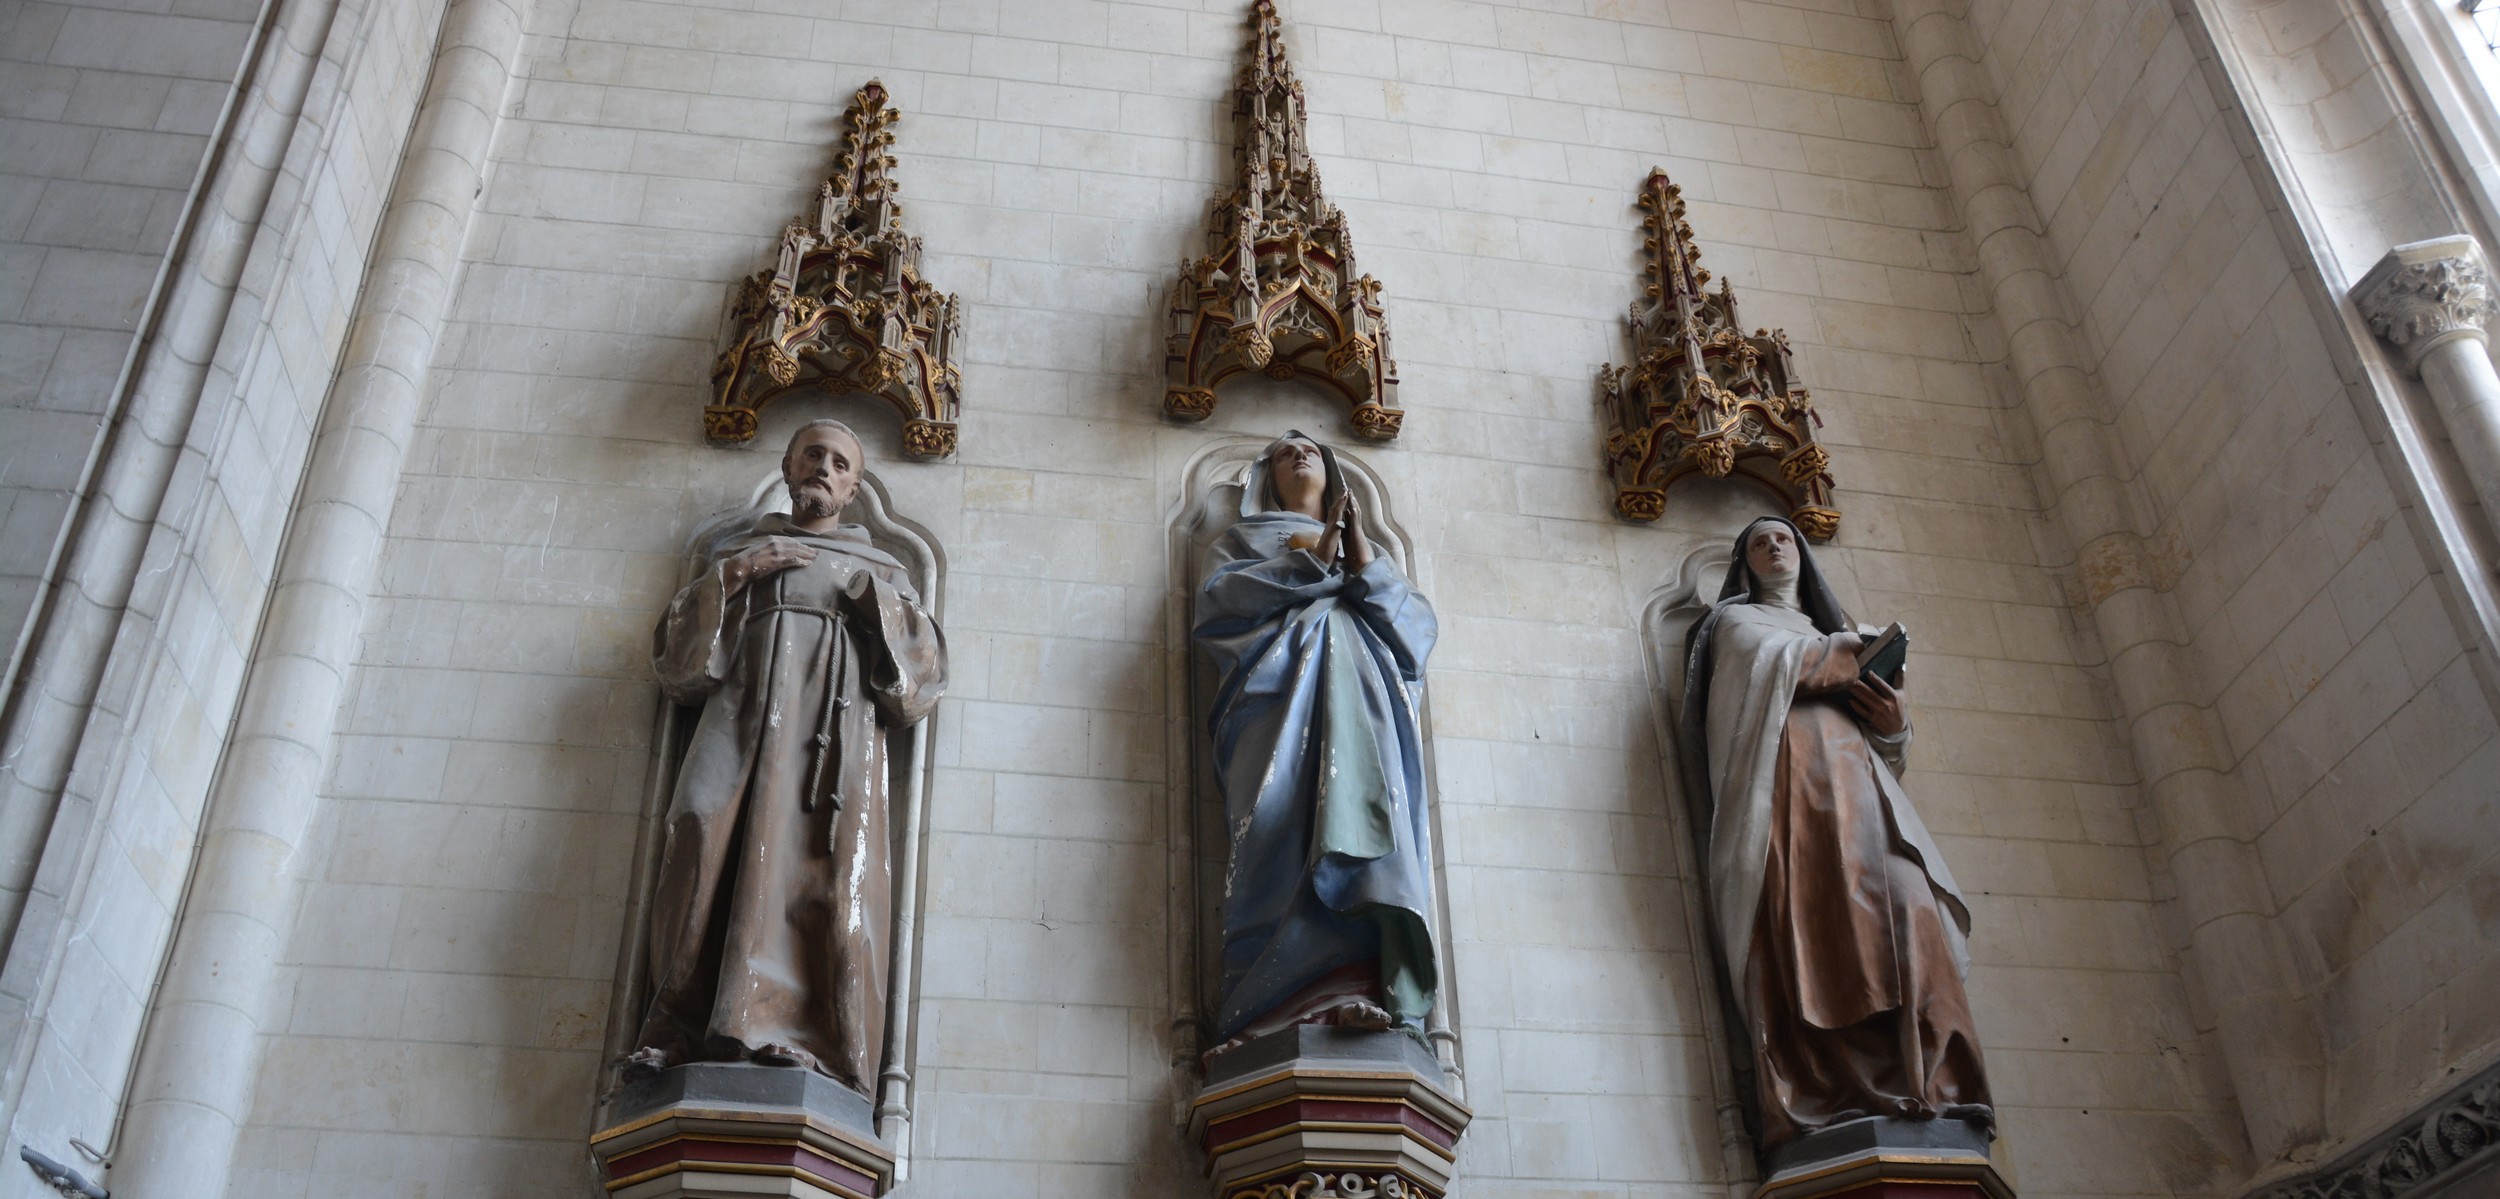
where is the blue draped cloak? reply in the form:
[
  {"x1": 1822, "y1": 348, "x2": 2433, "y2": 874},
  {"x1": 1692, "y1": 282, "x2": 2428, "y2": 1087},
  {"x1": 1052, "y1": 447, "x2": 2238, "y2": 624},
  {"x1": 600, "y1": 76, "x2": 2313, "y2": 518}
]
[{"x1": 1194, "y1": 511, "x2": 1441, "y2": 1041}]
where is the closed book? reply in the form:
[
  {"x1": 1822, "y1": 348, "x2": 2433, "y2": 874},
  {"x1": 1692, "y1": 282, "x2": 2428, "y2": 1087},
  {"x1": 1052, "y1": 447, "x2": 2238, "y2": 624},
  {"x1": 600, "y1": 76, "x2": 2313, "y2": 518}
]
[{"x1": 1857, "y1": 622, "x2": 1907, "y2": 686}]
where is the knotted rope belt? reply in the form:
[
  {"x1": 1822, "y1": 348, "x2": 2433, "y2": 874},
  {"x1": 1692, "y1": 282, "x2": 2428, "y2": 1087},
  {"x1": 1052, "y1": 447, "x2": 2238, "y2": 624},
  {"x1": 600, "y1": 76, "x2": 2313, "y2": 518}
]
[{"x1": 750, "y1": 598, "x2": 853, "y2": 813}]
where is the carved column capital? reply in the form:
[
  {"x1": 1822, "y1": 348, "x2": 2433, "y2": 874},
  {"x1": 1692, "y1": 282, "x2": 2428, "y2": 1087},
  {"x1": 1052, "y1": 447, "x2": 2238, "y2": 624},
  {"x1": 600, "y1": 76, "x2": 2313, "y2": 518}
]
[{"x1": 2354, "y1": 235, "x2": 2498, "y2": 375}]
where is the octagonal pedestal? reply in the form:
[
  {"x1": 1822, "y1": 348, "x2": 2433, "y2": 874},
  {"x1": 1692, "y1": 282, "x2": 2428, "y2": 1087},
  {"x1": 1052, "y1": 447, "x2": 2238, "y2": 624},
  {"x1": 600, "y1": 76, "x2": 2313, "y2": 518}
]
[
  {"x1": 1756, "y1": 1117, "x2": 2012, "y2": 1199},
  {"x1": 590, "y1": 1063, "x2": 894, "y2": 1199},
  {"x1": 1187, "y1": 1027, "x2": 1471, "y2": 1199}
]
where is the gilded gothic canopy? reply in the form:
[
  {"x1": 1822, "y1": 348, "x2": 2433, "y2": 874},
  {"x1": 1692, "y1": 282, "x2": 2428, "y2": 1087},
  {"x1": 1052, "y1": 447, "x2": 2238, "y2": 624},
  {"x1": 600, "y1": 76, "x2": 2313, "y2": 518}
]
[
  {"x1": 708, "y1": 81, "x2": 964, "y2": 459},
  {"x1": 1602, "y1": 169, "x2": 1839, "y2": 540},
  {"x1": 1164, "y1": 0, "x2": 1402, "y2": 440}
]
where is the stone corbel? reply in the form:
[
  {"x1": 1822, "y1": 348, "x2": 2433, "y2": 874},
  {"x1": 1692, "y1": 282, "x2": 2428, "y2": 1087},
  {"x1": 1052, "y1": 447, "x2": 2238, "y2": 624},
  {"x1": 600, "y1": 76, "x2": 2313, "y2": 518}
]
[
  {"x1": 1163, "y1": 0, "x2": 1401, "y2": 439},
  {"x1": 707, "y1": 81, "x2": 963, "y2": 458},
  {"x1": 1601, "y1": 169, "x2": 1839, "y2": 539}
]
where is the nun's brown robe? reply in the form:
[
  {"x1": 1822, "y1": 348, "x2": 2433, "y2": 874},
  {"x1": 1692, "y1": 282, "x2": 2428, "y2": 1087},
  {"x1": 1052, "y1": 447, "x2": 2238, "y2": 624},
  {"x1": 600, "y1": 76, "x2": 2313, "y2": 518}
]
[
  {"x1": 1727, "y1": 619, "x2": 1989, "y2": 1146},
  {"x1": 636, "y1": 515, "x2": 945, "y2": 1094}
]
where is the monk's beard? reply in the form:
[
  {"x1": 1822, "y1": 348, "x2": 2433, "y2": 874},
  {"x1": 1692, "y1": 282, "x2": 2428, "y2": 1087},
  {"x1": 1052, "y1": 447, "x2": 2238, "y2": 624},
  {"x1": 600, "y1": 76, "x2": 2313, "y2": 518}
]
[
  {"x1": 790, "y1": 480, "x2": 842, "y2": 521},
  {"x1": 1753, "y1": 564, "x2": 1801, "y2": 610}
]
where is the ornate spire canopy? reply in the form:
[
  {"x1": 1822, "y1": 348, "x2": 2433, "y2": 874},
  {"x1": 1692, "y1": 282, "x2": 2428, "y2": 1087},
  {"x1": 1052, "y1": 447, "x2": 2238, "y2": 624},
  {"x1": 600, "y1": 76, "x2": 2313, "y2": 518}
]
[
  {"x1": 1164, "y1": 0, "x2": 1401, "y2": 440},
  {"x1": 1601, "y1": 169, "x2": 1838, "y2": 539},
  {"x1": 707, "y1": 81, "x2": 963, "y2": 459}
]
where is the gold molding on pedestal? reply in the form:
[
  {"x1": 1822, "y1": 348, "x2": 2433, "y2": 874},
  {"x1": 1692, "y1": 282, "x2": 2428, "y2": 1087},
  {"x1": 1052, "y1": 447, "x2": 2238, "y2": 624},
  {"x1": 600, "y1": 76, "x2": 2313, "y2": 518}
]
[
  {"x1": 1601, "y1": 168, "x2": 1838, "y2": 539},
  {"x1": 708, "y1": 80, "x2": 963, "y2": 458},
  {"x1": 1164, "y1": 0, "x2": 1401, "y2": 439}
]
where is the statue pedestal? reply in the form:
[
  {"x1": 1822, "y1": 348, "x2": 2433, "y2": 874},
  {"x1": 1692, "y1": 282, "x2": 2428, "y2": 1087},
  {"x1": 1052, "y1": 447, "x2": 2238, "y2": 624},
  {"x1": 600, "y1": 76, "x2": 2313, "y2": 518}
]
[
  {"x1": 1186, "y1": 1027, "x2": 1471, "y2": 1199},
  {"x1": 1756, "y1": 1117, "x2": 2012, "y2": 1199},
  {"x1": 590, "y1": 1063, "x2": 895, "y2": 1199}
]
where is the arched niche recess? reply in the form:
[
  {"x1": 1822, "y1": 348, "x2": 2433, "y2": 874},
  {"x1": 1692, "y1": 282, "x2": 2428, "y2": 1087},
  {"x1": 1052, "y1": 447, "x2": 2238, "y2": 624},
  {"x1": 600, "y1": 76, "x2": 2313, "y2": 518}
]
[
  {"x1": 1636, "y1": 538, "x2": 1763, "y2": 1195},
  {"x1": 597, "y1": 466, "x2": 946, "y2": 1181},
  {"x1": 1157, "y1": 434, "x2": 1465, "y2": 1093}
]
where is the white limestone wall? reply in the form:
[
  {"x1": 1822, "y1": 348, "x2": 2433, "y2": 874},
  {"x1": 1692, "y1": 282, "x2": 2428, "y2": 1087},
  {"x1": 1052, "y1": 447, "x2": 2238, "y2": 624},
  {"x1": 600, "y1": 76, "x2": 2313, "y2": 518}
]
[
  {"x1": 1961, "y1": 0, "x2": 2500, "y2": 1172},
  {"x1": 0, "y1": 0, "x2": 451, "y2": 1190},
  {"x1": 200, "y1": 2, "x2": 2264, "y2": 1197},
  {"x1": 0, "y1": 0, "x2": 259, "y2": 691}
]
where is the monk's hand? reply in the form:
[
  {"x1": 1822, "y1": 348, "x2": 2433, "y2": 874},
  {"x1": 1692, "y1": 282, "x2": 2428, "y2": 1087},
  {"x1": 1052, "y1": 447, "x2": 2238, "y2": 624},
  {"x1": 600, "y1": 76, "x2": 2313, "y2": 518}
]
[
  {"x1": 1849, "y1": 670, "x2": 1907, "y2": 737},
  {"x1": 724, "y1": 537, "x2": 816, "y2": 595},
  {"x1": 1312, "y1": 491, "x2": 1350, "y2": 566},
  {"x1": 1341, "y1": 491, "x2": 1374, "y2": 572}
]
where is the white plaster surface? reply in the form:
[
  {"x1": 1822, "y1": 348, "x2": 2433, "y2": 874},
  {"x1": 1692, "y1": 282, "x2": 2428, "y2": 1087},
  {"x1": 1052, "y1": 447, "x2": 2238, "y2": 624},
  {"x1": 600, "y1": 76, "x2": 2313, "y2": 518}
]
[{"x1": 0, "y1": 0, "x2": 2491, "y2": 1197}]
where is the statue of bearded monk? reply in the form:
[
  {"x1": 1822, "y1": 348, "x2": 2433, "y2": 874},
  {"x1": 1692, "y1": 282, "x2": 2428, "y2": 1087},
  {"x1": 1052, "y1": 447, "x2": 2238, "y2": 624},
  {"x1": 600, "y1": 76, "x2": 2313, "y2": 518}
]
[{"x1": 626, "y1": 419, "x2": 947, "y2": 1094}]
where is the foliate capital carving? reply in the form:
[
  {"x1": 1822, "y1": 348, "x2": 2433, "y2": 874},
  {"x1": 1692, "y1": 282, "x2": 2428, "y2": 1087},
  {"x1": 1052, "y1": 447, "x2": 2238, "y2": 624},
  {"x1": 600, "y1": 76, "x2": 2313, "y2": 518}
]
[
  {"x1": 2252, "y1": 1058, "x2": 2499, "y2": 1199},
  {"x1": 1600, "y1": 169, "x2": 1839, "y2": 539},
  {"x1": 1165, "y1": 386, "x2": 1219, "y2": 421},
  {"x1": 900, "y1": 417, "x2": 957, "y2": 459},
  {"x1": 708, "y1": 81, "x2": 964, "y2": 458},
  {"x1": 1163, "y1": 0, "x2": 1400, "y2": 437},
  {"x1": 1231, "y1": 1172, "x2": 1425, "y2": 1199},
  {"x1": 2355, "y1": 236, "x2": 2497, "y2": 376}
]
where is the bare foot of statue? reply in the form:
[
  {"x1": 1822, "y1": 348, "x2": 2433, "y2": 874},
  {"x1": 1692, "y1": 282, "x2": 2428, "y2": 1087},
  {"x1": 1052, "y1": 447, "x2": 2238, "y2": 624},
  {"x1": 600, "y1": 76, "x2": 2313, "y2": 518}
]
[
  {"x1": 1941, "y1": 1103, "x2": 1995, "y2": 1130},
  {"x1": 1328, "y1": 1000, "x2": 1392, "y2": 1031},
  {"x1": 619, "y1": 1047, "x2": 671, "y2": 1081},
  {"x1": 751, "y1": 1042, "x2": 820, "y2": 1070}
]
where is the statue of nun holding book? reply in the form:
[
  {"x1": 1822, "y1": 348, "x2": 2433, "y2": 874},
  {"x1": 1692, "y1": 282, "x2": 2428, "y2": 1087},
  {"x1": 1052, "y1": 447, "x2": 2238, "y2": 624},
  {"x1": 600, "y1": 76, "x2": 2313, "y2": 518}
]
[{"x1": 1679, "y1": 515, "x2": 1994, "y2": 1155}]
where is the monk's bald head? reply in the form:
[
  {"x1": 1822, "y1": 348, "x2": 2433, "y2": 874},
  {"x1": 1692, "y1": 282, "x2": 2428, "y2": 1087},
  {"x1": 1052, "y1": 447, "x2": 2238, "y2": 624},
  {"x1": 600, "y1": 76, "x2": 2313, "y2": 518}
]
[{"x1": 783, "y1": 419, "x2": 864, "y2": 526}]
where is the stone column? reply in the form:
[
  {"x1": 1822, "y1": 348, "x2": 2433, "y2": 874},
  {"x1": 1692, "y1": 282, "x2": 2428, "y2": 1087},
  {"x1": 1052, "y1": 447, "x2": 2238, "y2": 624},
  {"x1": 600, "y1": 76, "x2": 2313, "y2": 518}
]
[
  {"x1": 103, "y1": 1, "x2": 525, "y2": 1195},
  {"x1": 2354, "y1": 236, "x2": 2500, "y2": 524},
  {"x1": 1891, "y1": 0, "x2": 2327, "y2": 1165}
]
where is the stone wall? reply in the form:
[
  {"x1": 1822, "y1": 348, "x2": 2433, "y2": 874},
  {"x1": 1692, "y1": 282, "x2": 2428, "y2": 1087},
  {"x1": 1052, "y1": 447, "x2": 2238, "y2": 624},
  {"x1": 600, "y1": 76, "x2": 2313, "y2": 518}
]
[
  {"x1": 0, "y1": 0, "x2": 258, "y2": 701},
  {"x1": 219, "y1": 1, "x2": 2248, "y2": 1196},
  {"x1": 1960, "y1": 0, "x2": 2500, "y2": 1171}
]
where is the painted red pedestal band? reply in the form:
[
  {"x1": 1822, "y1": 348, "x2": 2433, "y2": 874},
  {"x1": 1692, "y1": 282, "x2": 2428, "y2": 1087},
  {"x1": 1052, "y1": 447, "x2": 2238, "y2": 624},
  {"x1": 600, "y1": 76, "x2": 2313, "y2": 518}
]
[
  {"x1": 601, "y1": 1134, "x2": 879, "y2": 1196},
  {"x1": 1205, "y1": 1095, "x2": 1463, "y2": 1156},
  {"x1": 1790, "y1": 1174, "x2": 2000, "y2": 1194},
  {"x1": 1816, "y1": 1182, "x2": 1991, "y2": 1199}
]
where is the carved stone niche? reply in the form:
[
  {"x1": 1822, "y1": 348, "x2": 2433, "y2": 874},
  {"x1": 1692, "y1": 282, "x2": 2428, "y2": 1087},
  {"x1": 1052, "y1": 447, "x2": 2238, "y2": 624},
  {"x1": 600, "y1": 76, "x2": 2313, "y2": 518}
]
[
  {"x1": 1601, "y1": 169, "x2": 1840, "y2": 540},
  {"x1": 1164, "y1": 1, "x2": 1402, "y2": 440},
  {"x1": 708, "y1": 81, "x2": 964, "y2": 459}
]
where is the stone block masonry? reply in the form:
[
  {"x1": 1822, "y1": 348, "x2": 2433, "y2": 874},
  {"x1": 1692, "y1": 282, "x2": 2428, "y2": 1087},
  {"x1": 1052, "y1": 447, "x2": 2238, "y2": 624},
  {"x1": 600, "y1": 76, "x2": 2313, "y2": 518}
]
[
  {"x1": 4, "y1": 1, "x2": 2490, "y2": 1198},
  {"x1": 212, "y1": 1, "x2": 2241, "y2": 1195}
]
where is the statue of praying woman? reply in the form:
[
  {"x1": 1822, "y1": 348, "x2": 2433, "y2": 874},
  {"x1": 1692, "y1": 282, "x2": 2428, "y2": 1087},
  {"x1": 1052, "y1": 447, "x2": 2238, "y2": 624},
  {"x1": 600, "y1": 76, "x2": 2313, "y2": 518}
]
[
  {"x1": 1193, "y1": 431, "x2": 1441, "y2": 1053},
  {"x1": 1681, "y1": 516, "x2": 1993, "y2": 1152}
]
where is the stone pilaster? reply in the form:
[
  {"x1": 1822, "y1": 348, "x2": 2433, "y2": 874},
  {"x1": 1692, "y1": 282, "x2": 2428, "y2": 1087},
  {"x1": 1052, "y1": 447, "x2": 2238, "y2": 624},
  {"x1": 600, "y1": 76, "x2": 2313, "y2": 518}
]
[{"x1": 105, "y1": 2, "x2": 530, "y2": 1195}]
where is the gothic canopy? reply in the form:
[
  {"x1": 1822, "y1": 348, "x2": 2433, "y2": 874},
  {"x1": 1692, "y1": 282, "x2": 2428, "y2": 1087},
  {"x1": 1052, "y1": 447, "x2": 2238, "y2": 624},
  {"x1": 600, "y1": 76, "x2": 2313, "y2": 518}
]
[
  {"x1": 1601, "y1": 169, "x2": 1839, "y2": 540},
  {"x1": 1163, "y1": 0, "x2": 1402, "y2": 441},
  {"x1": 707, "y1": 81, "x2": 964, "y2": 459}
]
